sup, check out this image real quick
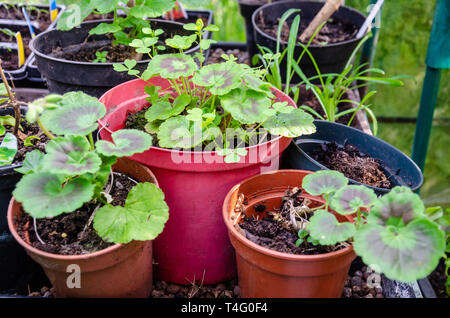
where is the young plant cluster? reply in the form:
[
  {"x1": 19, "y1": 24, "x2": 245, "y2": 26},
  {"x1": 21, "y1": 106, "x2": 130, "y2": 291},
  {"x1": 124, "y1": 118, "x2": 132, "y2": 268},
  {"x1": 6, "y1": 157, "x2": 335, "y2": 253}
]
[
  {"x1": 255, "y1": 9, "x2": 404, "y2": 135},
  {"x1": 298, "y1": 170, "x2": 446, "y2": 283},
  {"x1": 57, "y1": 0, "x2": 208, "y2": 48},
  {"x1": 14, "y1": 91, "x2": 169, "y2": 244},
  {"x1": 115, "y1": 20, "x2": 316, "y2": 163}
]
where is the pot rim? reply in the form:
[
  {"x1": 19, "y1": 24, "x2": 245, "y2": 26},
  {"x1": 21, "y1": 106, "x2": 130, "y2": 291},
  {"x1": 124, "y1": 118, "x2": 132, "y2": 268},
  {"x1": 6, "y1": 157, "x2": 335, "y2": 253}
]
[
  {"x1": 29, "y1": 19, "x2": 197, "y2": 66},
  {"x1": 6, "y1": 160, "x2": 160, "y2": 261},
  {"x1": 252, "y1": 0, "x2": 367, "y2": 49},
  {"x1": 97, "y1": 78, "x2": 294, "y2": 157},
  {"x1": 7, "y1": 197, "x2": 126, "y2": 261},
  {"x1": 293, "y1": 120, "x2": 424, "y2": 192},
  {"x1": 222, "y1": 169, "x2": 355, "y2": 262}
]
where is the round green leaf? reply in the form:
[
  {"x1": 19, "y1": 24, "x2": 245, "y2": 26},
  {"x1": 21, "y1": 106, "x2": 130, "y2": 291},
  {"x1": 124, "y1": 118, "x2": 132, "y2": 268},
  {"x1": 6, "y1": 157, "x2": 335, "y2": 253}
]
[
  {"x1": 129, "y1": 0, "x2": 175, "y2": 18},
  {"x1": 41, "y1": 92, "x2": 106, "y2": 136},
  {"x1": 354, "y1": 219, "x2": 445, "y2": 282},
  {"x1": 302, "y1": 170, "x2": 348, "y2": 196},
  {"x1": 13, "y1": 172, "x2": 94, "y2": 218},
  {"x1": 331, "y1": 185, "x2": 377, "y2": 215},
  {"x1": 221, "y1": 88, "x2": 271, "y2": 124},
  {"x1": 42, "y1": 136, "x2": 102, "y2": 176},
  {"x1": 144, "y1": 95, "x2": 189, "y2": 122},
  {"x1": 157, "y1": 116, "x2": 203, "y2": 149},
  {"x1": 368, "y1": 187, "x2": 425, "y2": 226},
  {"x1": 146, "y1": 54, "x2": 197, "y2": 79},
  {"x1": 96, "y1": 129, "x2": 152, "y2": 157},
  {"x1": 165, "y1": 34, "x2": 197, "y2": 50},
  {"x1": 263, "y1": 108, "x2": 316, "y2": 138},
  {"x1": 192, "y1": 62, "x2": 241, "y2": 95},
  {"x1": 94, "y1": 183, "x2": 169, "y2": 244},
  {"x1": 307, "y1": 210, "x2": 356, "y2": 245}
]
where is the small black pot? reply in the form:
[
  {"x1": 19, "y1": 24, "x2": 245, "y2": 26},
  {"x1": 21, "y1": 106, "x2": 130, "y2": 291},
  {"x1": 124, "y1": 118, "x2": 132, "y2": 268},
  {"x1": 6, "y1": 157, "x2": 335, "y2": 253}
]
[
  {"x1": 282, "y1": 120, "x2": 424, "y2": 195},
  {"x1": 252, "y1": 0, "x2": 366, "y2": 83},
  {"x1": 30, "y1": 19, "x2": 202, "y2": 98},
  {"x1": 0, "y1": 2, "x2": 64, "y2": 81},
  {"x1": 237, "y1": 0, "x2": 283, "y2": 58},
  {"x1": 0, "y1": 94, "x2": 49, "y2": 294}
]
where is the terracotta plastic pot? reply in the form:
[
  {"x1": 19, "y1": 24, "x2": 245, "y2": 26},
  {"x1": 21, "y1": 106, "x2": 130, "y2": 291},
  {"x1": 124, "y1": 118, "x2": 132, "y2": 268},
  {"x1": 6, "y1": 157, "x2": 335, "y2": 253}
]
[
  {"x1": 7, "y1": 158, "x2": 159, "y2": 298},
  {"x1": 223, "y1": 170, "x2": 356, "y2": 298},
  {"x1": 98, "y1": 78, "x2": 294, "y2": 284}
]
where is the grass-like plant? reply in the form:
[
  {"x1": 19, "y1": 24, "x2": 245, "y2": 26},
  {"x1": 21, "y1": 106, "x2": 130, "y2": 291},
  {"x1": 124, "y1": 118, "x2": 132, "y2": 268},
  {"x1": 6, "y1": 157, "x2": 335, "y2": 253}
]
[
  {"x1": 298, "y1": 170, "x2": 446, "y2": 283},
  {"x1": 114, "y1": 20, "x2": 316, "y2": 163},
  {"x1": 14, "y1": 91, "x2": 169, "y2": 244},
  {"x1": 254, "y1": 9, "x2": 404, "y2": 135}
]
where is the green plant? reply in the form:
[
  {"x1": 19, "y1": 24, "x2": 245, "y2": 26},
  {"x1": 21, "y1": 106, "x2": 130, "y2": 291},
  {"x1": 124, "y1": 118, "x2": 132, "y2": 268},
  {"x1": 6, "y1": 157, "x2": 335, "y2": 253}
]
[
  {"x1": 57, "y1": 0, "x2": 207, "y2": 49},
  {"x1": 14, "y1": 91, "x2": 169, "y2": 244},
  {"x1": 254, "y1": 9, "x2": 404, "y2": 136},
  {"x1": 0, "y1": 64, "x2": 20, "y2": 165},
  {"x1": 25, "y1": 5, "x2": 49, "y2": 20},
  {"x1": 297, "y1": 170, "x2": 446, "y2": 283},
  {"x1": 0, "y1": 28, "x2": 16, "y2": 42},
  {"x1": 114, "y1": 21, "x2": 316, "y2": 163},
  {"x1": 425, "y1": 206, "x2": 450, "y2": 296},
  {"x1": 93, "y1": 51, "x2": 108, "y2": 63}
]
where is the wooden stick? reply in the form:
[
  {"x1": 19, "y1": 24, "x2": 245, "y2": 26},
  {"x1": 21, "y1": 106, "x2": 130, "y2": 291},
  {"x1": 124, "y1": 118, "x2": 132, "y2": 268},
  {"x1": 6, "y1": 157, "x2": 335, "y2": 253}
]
[
  {"x1": 299, "y1": 0, "x2": 344, "y2": 43},
  {"x1": 0, "y1": 60, "x2": 20, "y2": 136}
]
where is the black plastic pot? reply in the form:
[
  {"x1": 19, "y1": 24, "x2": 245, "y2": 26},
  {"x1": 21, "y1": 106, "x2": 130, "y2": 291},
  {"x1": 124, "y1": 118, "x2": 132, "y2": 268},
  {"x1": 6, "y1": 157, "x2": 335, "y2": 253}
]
[
  {"x1": 0, "y1": 113, "x2": 42, "y2": 294},
  {"x1": 282, "y1": 120, "x2": 424, "y2": 195},
  {"x1": 252, "y1": 0, "x2": 366, "y2": 83},
  {"x1": 30, "y1": 17, "x2": 209, "y2": 98},
  {"x1": 25, "y1": 9, "x2": 212, "y2": 87},
  {"x1": 237, "y1": 0, "x2": 283, "y2": 58},
  {"x1": 0, "y1": 91, "x2": 49, "y2": 294},
  {"x1": 0, "y1": 2, "x2": 64, "y2": 82}
]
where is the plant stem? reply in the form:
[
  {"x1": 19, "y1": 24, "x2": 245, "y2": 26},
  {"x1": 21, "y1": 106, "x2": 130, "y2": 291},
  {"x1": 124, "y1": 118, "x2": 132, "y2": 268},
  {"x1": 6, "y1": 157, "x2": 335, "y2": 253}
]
[
  {"x1": 0, "y1": 61, "x2": 20, "y2": 136},
  {"x1": 210, "y1": 95, "x2": 216, "y2": 112},
  {"x1": 88, "y1": 133, "x2": 95, "y2": 150},
  {"x1": 37, "y1": 118, "x2": 55, "y2": 140},
  {"x1": 170, "y1": 79, "x2": 182, "y2": 96}
]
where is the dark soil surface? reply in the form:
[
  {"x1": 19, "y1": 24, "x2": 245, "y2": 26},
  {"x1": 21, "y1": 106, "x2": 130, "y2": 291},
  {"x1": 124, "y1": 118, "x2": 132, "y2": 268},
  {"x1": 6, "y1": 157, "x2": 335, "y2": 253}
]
[
  {"x1": 257, "y1": 13, "x2": 358, "y2": 45},
  {"x1": 17, "y1": 173, "x2": 135, "y2": 255},
  {"x1": 298, "y1": 88, "x2": 359, "y2": 127},
  {"x1": 239, "y1": 188, "x2": 349, "y2": 255},
  {"x1": 206, "y1": 47, "x2": 250, "y2": 66},
  {"x1": 57, "y1": 43, "x2": 136, "y2": 63},
  {"x1": 310, "y1": 141, "x2": 393, "y2": 189},
  {"x1": 428, "y1": 258, "x2": 449, "y2": 298},
  {"x1": 0, "y1": 116, "x2": 48, "y2": 164},
  {"x1": 0, "y1": 49, "x2": 19, "y2": 70}
]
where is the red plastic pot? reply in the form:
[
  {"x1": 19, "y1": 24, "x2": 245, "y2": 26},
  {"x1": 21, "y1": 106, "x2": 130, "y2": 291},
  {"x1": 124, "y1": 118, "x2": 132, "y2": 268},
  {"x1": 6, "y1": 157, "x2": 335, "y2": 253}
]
[
  {"x1": 99, "y1": 78, "x2": 294, "y2": 284},
  {"x1": 223, "y1": 170, "x2": 356, "y2": 298},
  {"x1": 7, "y1": 158, "x2": 158, "y2": 298}
]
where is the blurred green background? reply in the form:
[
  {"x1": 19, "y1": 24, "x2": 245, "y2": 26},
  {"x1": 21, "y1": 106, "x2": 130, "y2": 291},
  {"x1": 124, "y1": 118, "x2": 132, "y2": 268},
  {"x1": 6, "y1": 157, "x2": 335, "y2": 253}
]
[{"x1": 9, "y1": 0, "x2": 450, "y2": 206}]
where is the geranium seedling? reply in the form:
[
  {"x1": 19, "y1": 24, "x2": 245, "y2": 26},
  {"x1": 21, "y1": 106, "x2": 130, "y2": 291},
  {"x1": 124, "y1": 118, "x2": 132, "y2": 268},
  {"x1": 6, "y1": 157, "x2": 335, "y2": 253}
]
[
  {"x1": 14, "y1": 91, "x2": 169, "y2": 244},
  {"x1": 300, "y1": 170, "x2": 446, "y2": 283},
  {"x1": 114, "y1": 22, "x2": 317, "y2": 163}
]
